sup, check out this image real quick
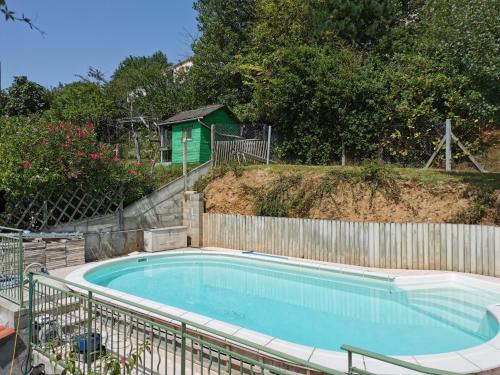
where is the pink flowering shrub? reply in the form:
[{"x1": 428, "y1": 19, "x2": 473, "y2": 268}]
[{"x1": 0, "y1": 118, "x2": 154, "y2": 204}]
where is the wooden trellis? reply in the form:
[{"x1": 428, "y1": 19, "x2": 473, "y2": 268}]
[{"x1": 1, "y1": 186, "x2": 124, "y2": 231}]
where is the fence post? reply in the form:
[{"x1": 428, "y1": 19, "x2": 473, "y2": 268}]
[
  {"x1": 18, "y1": 231, "x2": 24, "y2": 306},
  {"x1": 211, "y1": 124, "x2": 215, "y2": 161},
  {"x1": 445, "y1": 119, "x2": 452, "y2": 171},
  {"x1": 341, "y1": 144, "x2": 346, "y2": 166},
  {"x1": 181, "y1": 322, "x2": 186, "y2": 375},
  {"x1": 183, "y1": 140, "x2": 188, "y2": 192},
  {"x1": 266, "y1": 126, "x2": 272, "y2": 165},
  {"x1": 27, "y1": 273, "x2": 34, "y2": 356},
  {"x1": 87, "y1": 291, "x2": 93, "y2": 373}
]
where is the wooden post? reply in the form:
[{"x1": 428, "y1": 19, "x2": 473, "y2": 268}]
[
  {"x1": 183, "y1": 140, "x2": 187, "y2": 192},
  {"x1": 211, "y1": 124, "x2": 215, "y2": 161},
  {"x1": 341, "y1": 145, "x2": 346, "y2": 166},
  {"x1": 445, "y1": 119, "x2": 452, "y2": 171},
  {"x1": 266, "y1": 126, "x2": 272, "y2": 165},
  {"x1": 159, "y1": 126, "x2": 164, "y2": 164}
]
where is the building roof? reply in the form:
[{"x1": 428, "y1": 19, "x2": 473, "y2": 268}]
[{"x1": 160, "y1": 104, "x2": 225, "y2": 125}]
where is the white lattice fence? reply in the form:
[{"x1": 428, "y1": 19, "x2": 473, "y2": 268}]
[{"x1": 2, "y1": 186, "x2": 124, "y2": 231}]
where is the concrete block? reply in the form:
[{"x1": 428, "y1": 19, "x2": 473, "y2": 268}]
[{"x1": 144, "y1": 226, "x2": 187, "y2": 252}]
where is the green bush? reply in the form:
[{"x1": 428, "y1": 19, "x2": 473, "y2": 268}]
[{"x1": 0, "y1": 117, "x2": 155, "y2": 204}]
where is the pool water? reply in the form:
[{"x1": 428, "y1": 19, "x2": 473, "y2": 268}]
[{"x1": 85, "y1": 254, "x2": 500, "y2": 355}]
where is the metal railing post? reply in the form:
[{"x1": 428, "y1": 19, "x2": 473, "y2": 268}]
[
  {"x1": 87, "y1": 291, "x2": 93, "y2": 374},
  {"x1": 347, "y1": 350, "x2": 353, "y2": 374},
  {"x1": 18, "y1": 231, "x2": 24, "y2": 306},
  {"x1": 27, "y1": 273, "x2": 34, "y2": 369},
  {"x1": 181, "y1": 322, "x2": 187, "y2": 375}
]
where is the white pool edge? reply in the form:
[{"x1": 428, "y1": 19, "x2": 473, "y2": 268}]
[{"x1": 65, "y1": 249, "x2": 500, "y2": 375}]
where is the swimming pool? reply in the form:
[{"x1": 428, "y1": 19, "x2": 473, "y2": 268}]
[{"x1": 79, "y1": 252, "x2": 500, "y2": 357}]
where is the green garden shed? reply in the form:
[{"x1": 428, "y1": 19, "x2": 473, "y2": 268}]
[{"x1": 158, "y1": 104, "x2": 240, "y2": 165}]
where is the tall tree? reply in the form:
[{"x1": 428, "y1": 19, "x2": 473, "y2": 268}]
[
  {"x1": 44, "y1": 82, "x2": 116, "y2": 129},
  {"x1": 106, "y1": 52, "x2": 184, "y2": 119},
  {"x1": 4, "y1": 76, "x2": 50, "y2": 116},
  {"x1": 189, "y1": 0, "x2": 256, "y2": 107}
]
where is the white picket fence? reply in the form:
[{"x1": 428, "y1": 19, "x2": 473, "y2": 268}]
[{"x1": 202, "y1": 213, "x2": 500, "y2": 277}]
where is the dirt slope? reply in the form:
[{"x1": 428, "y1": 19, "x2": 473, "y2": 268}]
[{"x1": 201, "y1": 165, "x2": 500, "y2": 225}]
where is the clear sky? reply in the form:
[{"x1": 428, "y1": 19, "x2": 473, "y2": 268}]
[{"x1": 0, "y1": 1, "x2": 198, "y2": 89}]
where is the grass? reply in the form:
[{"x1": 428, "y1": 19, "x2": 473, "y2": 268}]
[
  {"x1": 153, "y1": 163, "x2": 201, "y2": 188},
  {"x1": 244, "y1": 164, "x2": 500, "y2": 190}
]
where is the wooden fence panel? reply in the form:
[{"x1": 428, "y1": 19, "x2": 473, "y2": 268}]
[{"x1": 202, "y1": 213, "x2": 499, "y2": 277}]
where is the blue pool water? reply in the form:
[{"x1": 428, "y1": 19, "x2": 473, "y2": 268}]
[{"x1": 85, "y1": 254, "x2": 500, "y2": 355}]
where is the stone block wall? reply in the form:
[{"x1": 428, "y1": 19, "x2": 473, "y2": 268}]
[{"x1": 183, "y1": 191, "x2": 204, "y2": 247}]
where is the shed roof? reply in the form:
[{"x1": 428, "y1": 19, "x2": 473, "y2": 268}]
[{"x1": 160, "y1": 104, "x2": 225, "y2": 125}]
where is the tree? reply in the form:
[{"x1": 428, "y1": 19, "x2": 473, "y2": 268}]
[
  {"x1": 106, "y1": 52, "x2": 184, "y2": 119},
  {"x1": 0, "y1": 0, "x2": 43, "y2": 33},
  {"x1": 251, "y1": 45, "x2": 385, "y2": 163},
  {"x1": 417, "y1": 0, "x2": 500, "y2": 125},
  {"x1": 0, "y1": 91, "x2": 7, "y2": 116},
  {"x1": 307, "y1": 0, "x2": 401, "y2": 47},
  {"x1": 44, "y1": 82, "x2": 116, "y2": 131},
  {"x1": 4, "y1": 76, "x2": 50, "y2": 116},
  {"x1": 189, "y1": 0, "x2": 256, "y2": 107}
]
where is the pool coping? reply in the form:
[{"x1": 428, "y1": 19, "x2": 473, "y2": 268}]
[{"x1": 65, "y1": 249, "x2": 500, "y2": 375}]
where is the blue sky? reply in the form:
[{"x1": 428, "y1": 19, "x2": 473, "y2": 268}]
[{"x1": 0, "y1": 1, "x2": 198, "y2": 89}]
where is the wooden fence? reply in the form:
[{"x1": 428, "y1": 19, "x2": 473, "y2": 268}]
[
  {"x1": 213, "y1": 139, "x2": 269, "y2": 165},
  {"x1": 202, "y1": 213, "x2": 500, "y2": 277}
]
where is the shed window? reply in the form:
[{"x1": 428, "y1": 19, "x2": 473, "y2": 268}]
[{"x1": 182, "y1": 127, "x2": 192, "y2": 141}]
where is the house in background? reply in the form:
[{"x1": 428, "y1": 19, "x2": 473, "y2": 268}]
[
  {"x1": 172, "y1": 58, "x2": 193, "y2": 81},
  {"x1": 158, "y1": 104, "x2": 240, "y2": 165}
]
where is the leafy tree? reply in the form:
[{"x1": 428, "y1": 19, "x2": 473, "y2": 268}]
[
  {"x1": 307, "y1": 0, "x2": 401, "y2": 47},
  {"x1": 189, "y1": 0, "x2": 256, "y2": 107},
  {"x1": 0, "y1": 90, "x2": 7, "y2": 116},
  {"x1": 106, "y1": 52, "x2": 184, "y2": 119},
  {"x1": 379, "y1": 53, "x2": 490, "y2": 165},
  {"x1": 4, "y1": 76, "x2": 50, "y2": 116},
  {"x1": 416, "y1": 0, "x2": 500, "y2": 124},
  {"x1": 251, "y1": 45, "x2": 385, "y2": 163},
  {"x1": 44, "y1": 82, "x2": 116, "y2": 131}
]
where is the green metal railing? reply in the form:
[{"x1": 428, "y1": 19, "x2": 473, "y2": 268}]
[
  {"x1": 28, "y1": 273, "x2": 345, "y2": 375},
  {"x1": 341, "y1": 345, "x2": 460, "y2": 375},
  {"x1": 0, "y1": 226, "x2": 24, "y2": 305},
  {"x1": 28, "y1": 273, "x2": 463, "y2": 375}
]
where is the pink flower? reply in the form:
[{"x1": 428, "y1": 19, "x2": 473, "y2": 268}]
[
  {"x1": 76, "y1": 151, "x2": 86, "y2": 157},
  {"x1": 62, "y1": 143, "x2": 70, "y2": 149},
  {"x1": 60, "y1": 122, "x2": 67, "y2": 130},
  {"x1": 39, "y1": 139, "x2": 47, "y2": 146},
  {"x1": 89, "y1": 153, "x2": 103, "y2": 160},
  {"x1": 76, "y1": 130, "x2": 86, "y2": 138},
  {"x1": 85, "y1": 122, "x2": 95, "y2": 132},
  {"x1": 135, "y1": 161, "x2": 142, "y2": 167},
  {"x1": 66, "y1": 135, "x2": 73, "y2": 142},
  {"x1": 23, "y1": 160, "x2": 32, "y2": 169}
]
